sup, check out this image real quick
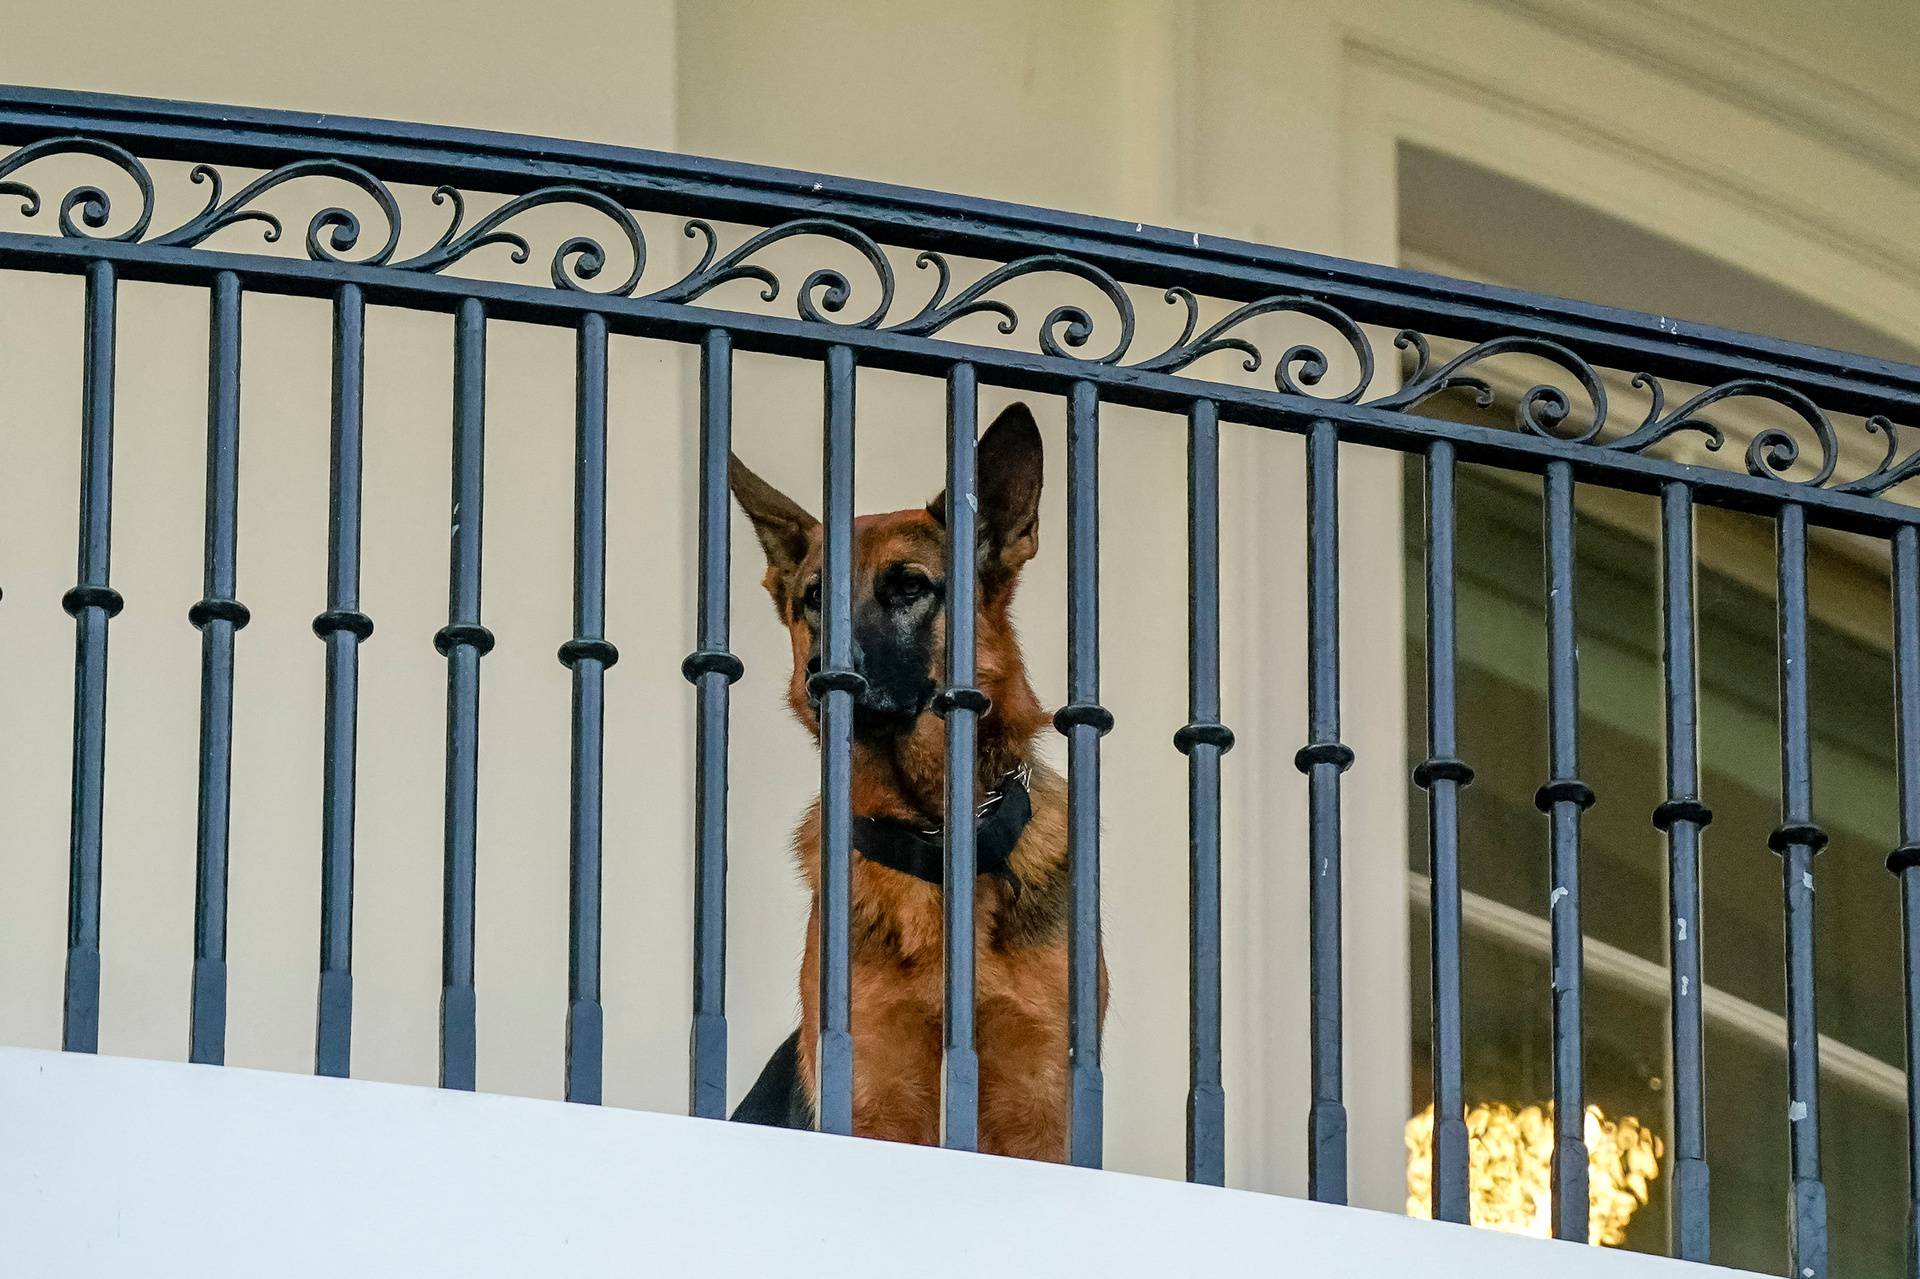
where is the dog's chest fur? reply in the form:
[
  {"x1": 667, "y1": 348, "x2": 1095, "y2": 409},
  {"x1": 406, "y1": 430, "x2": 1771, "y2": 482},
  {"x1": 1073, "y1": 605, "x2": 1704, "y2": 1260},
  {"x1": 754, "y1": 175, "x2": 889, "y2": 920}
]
[{"x1": 790, "y1": 762, "x2": 1096, "y2": 1160}]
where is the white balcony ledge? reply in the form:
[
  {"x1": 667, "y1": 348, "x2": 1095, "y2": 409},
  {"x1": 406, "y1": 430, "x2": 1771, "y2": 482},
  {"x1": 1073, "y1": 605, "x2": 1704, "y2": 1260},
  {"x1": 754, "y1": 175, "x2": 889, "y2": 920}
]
[{"x1": 3, "y1": 1046, "x2": 1752, "y2": 1278}]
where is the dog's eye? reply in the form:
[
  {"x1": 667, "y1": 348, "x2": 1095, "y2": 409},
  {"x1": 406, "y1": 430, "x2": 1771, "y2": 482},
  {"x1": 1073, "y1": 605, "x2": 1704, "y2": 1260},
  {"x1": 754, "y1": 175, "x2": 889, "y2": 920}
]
[
  {"x1": 801, "y1": 580, "x2": 822, "y2": 614},
  {"x1": 886, "y1": 570, "x2": 935, "y2": 605}
]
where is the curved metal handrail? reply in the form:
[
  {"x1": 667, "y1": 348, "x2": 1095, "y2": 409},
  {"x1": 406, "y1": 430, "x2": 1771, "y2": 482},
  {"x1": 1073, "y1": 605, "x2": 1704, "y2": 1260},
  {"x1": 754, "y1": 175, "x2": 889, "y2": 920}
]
[{"x1": 0, "y1": 83, "x2": 1917, "y2": 529}]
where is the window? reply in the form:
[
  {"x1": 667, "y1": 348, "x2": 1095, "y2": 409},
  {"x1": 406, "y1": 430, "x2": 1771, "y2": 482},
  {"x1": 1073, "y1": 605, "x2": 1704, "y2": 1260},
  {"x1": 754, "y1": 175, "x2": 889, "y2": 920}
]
[{"x1": 1398, "y1": 143, "x2": 1915, "y2": 1274}]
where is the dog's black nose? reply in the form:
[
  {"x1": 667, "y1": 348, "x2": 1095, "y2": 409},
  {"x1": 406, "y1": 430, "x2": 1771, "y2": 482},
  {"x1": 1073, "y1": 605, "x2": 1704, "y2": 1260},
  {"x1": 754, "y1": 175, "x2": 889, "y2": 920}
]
[{"x1": 805, "y1": 643, "x2": 863, "y2": 680}]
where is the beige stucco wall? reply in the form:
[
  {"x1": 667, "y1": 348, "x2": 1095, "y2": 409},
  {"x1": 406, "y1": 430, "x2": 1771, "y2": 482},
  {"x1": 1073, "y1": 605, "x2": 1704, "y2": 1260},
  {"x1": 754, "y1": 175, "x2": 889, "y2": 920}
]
[
  {"x1": 0, "y1": 0, "x2": 697, "y2": 1109},
  {"x1": 0, "y1": 0, "x2": 1411, "y2": 1202},
  {"x1": 2, "y1": 0, "x2": 1914, "y2": 1214}
]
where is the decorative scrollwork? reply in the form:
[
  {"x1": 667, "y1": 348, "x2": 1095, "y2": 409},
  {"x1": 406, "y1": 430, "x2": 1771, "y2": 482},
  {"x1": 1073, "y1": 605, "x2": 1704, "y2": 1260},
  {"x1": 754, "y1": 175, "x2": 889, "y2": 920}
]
[
  {"x1": 1594, "y1": 373, "x2": 1727, "y2": 456},
  {"x1": 2, "y1": 131, "x2": 1915, "y2": 501},
  {"x1": 889, "y1": 252, "x2": 1137, "y2": 364},
  {"x1": 1133, "y1": 287, "x2": 1375, "y2": 401},
  {"x1": 888, "y1": 251, "x2": 1016, "y2": 338},
  {"x1": 1837, "y1": 416, "x2": 1920, "y2": 496},
  {"x1": 1378, "y1": 331, "x2": 1610, "y2": 444},
  {"x1": 0, "y1": 136, "x2": 156, "y2": 241},
  {"x1": 394, "y1": 185, "x2": 644, "y2": 293},
  {"x1": 1602, "y1": 377, "x2": 1839, "y2": 486},
  {"x1": 1375, "y1": 335, "x2": 1883, "y2": 489},
  {"x1": 645, "y1": 218, "x2": 895, "y2": 327},
  {"x1": 151, "y1": 159, "x2": 404, "y2": 265}
]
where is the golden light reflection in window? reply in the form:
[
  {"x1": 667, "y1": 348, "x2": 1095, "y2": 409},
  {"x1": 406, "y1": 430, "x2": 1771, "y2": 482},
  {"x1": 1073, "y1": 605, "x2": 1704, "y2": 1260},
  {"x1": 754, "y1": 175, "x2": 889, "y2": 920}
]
[{"x1": 1405, "y1": 1103, "x2": 1663, "y2": 1246}]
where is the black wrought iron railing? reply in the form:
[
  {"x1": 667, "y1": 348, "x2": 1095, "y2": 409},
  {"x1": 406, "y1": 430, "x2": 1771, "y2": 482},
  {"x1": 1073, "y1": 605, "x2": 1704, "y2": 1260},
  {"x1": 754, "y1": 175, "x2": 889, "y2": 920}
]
[{"x1": 3, "y1": 86, "x2": 1920, "y2": 1278}]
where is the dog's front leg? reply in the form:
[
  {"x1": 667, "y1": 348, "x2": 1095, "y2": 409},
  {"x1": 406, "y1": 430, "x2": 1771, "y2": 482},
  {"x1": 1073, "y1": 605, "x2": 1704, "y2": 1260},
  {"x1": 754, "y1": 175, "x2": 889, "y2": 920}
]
[
  {"x1": 975, "y1": 984, "x2": 1072, "y2": 1162},
  {"x1": 798, "y1": 923, "x2": 943, "y2": 1147}
]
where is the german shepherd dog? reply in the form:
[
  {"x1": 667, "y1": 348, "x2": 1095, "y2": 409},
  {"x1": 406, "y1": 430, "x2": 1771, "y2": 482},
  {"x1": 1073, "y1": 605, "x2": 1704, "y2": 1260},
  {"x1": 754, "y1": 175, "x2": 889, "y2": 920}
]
[{"x1": 727, "y1": 403, "x2": 1106, "y2": 1160}]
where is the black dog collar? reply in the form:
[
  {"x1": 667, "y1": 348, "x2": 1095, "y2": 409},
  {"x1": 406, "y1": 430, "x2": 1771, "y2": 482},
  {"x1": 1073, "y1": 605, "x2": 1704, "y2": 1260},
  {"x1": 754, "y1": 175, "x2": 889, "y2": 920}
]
[{"x1": 850, "y1": 765, "x2": 1032, "y2": 896}]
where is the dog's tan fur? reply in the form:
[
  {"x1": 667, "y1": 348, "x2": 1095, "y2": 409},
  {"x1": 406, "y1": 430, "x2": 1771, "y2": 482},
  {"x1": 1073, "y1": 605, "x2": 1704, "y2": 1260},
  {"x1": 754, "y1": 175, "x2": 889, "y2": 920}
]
[{"x1": 732, "y1": 405, "x2": 1105, "y2": 1159}]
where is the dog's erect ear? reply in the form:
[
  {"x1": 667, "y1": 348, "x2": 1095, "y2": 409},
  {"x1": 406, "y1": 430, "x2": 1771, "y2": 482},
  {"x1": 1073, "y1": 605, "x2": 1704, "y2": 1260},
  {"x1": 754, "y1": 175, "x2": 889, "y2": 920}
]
[
  {"x1": 975, "y1": 403, "x2": 1044, "y2": 572},
  {"x1": 730, "y1": 452, "x2": 818, "y2": 579},
  {"x1": 927, "y1": 402, "x2": 1043, "y2": 579}
]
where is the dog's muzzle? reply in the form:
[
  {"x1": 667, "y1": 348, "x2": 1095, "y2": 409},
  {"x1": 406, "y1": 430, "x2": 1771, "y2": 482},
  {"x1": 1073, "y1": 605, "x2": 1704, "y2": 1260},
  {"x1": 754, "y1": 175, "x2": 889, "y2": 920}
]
[{"x1": 806, "y1": 647, "x2": 936, "y2": 725}]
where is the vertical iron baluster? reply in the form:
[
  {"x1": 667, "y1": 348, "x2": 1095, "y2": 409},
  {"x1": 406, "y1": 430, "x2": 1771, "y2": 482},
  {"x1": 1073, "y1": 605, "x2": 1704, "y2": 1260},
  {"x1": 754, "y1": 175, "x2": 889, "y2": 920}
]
[
  {"x1": 189, "y1": 270, "x2": 248, "y2": 1066},
  {"x1": 62, "y1": 259, "x2": 120, "y2": 1055},
  {"x1": 1414, "y1": 439, "x2": 1472, "y2": 1223},
  {"x1": 436, "y1": 298, "x2": 492, "y2": 1092},
  {"x1": 1655, "y1": 481, "x2": 1712, "y2": 1261},
  {"x1": 813, "y1": 344, "x2": 859, "y2": 1135},
  {"x1": 685, "y1": 329, "x2": 741, "y2": 1120},
  {"x1": 1889, "y1": 525, "x2": 1920, "y2": 1279},
  {"x1": 1774, "y1": 501, "x2": 1828, "y2": 1278},
  {"x1": 1538, "y1": 459, "x2": 1592, "y2": 1242},
  {"x1": 560, "y1": 312, "x2": 616, "y2": 1104},
  {"x1": 1178, "y1": 398, "x2": 1232, "y2": 1186},
  {"x1": 1056, "y1": 379, "x2": 1110, "y2": 1169},
  {"x1": 1298, "y1": 418, "x2": 1352, "y2": 1203},
  {"x1": 936, "y1": 363, "x2": 983, "y2": 1151},
  {"x1": 314, "y1": 283, "x2": 372, "y2": 1078}
]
